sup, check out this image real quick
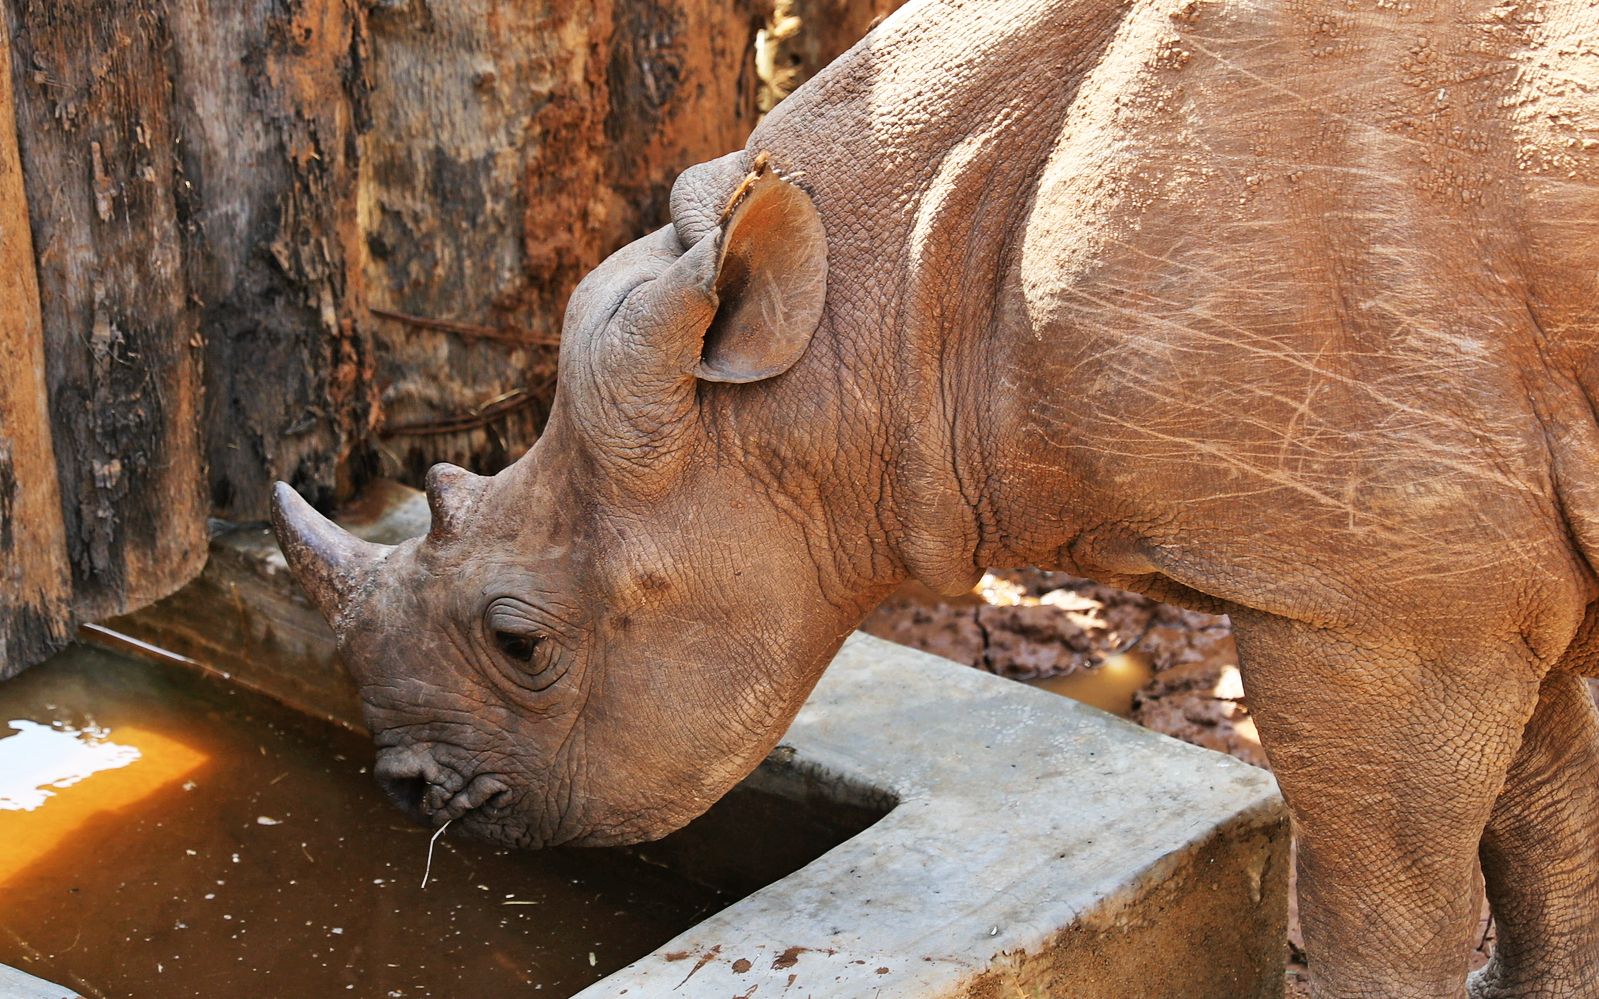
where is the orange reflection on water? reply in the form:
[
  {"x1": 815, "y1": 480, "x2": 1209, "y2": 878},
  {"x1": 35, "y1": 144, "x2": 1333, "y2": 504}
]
[{"x1": 0, "y1": 724, "x2": 208, "y2": 885}]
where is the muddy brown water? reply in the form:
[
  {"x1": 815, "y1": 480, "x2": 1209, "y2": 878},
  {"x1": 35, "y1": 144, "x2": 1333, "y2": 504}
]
[
  {"x1": 1025, "y1": 651, "x2": 1156, "y2": 717},
  {"x1": 0, "y1": 646, "x2": 881, "y2": 998}
]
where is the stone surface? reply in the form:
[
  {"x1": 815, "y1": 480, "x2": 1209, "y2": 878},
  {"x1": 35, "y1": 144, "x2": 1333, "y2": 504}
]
[
  {"x1": 581, "y1": 634, "x2": 1290, "y2": 999},
  {"x1": 0, "y1": 964, "x2": 75, "y2": 999}
]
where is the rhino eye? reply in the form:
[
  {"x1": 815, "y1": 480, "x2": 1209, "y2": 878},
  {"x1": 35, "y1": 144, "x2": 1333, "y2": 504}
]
[{"x1": 494, "y1": 630, "x2": 542, "y2": 663}]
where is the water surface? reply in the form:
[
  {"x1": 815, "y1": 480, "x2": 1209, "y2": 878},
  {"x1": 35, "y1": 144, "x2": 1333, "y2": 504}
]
[{"x1": 0, "y1": 646, "x2": 873, "y2": 998}]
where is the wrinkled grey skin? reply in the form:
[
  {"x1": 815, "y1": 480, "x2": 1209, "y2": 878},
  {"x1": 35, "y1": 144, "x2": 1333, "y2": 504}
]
[{"x1": 274, "y1": 1, "x2": 1599, "y2": 996}]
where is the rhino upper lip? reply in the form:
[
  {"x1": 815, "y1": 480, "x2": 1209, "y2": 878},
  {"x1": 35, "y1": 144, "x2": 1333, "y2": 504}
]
[
  {"x1": 374, "y1": 744, "x2": 509, "y2": 824},
  {"x1": 438, "y1": 774, "x2": 511, "y2": 823},
  {"x1": 412, "y1": 771, "x2": 511, "y2": 825}
]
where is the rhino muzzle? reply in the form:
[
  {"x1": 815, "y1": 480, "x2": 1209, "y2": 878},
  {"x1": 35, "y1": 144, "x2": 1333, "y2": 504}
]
[{"x1": 374, "y1": 745, "x2": 511, "y2": 827}]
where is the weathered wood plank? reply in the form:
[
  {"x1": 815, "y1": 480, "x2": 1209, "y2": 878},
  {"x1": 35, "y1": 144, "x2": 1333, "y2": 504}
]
[
  {"x1": 166, "y1": 0, "x2": 379, "y2": 518},
  {"x1": 0, "y1": 7, "x2": 71, "y2": 678},
  {"x1": 6, "y1": 0, "x2": 208, "y2": 626},
  {"x1": 363, "y1": 0, "x2": 770, "y2": 481}
]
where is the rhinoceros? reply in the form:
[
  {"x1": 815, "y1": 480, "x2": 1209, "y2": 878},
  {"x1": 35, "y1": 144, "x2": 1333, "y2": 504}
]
[{"x1": 271, "y1": 0, "x2": 1599, "y2": 995}]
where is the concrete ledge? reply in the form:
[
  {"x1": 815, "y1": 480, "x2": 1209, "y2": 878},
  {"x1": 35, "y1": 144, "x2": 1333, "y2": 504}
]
[
  {"x1": 0, "y1": 964, "x2": 77, "y2": 998},
  {"x1": 580, "y1": 633, "x2": 1289, "y2": 999}
]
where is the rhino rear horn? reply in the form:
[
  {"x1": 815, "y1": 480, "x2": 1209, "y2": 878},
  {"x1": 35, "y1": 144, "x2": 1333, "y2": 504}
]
[
  {"x1": 270, "y1": 482, "x2": 389, "y2": 625},
  {"x1": 424, "y1": 463, "x2": 487, "y2": 544}
]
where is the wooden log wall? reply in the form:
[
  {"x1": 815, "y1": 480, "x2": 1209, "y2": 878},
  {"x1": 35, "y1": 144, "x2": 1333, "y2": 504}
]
[
  {"x1": 0, "y1": 0, "x2": 889, "y2": 679},
  {"x1": 0, "y1": 10, "x2": 72, "y2": 672},
  {"x1": 166, "y1": 0, "x2": 377, "y2": 516},
  {"x1": 361, "y1": 0, "x2": 770, "y2": 481},
  {"x1": 2, "y1": 1, "x2": 211, "y2": 677}
]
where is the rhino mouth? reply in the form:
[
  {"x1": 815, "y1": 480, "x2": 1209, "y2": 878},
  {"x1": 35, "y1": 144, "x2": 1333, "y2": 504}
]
[{"x1": 373, "y1": 746, "x2": 511, "y2": 827}]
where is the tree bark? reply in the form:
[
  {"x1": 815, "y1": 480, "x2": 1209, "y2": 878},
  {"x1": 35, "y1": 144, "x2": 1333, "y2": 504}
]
[
  {"x1": 0, "y1": 8, "x2": 72, "y2": 677},
  {"x1": 166, "y1": 0, "x2": 379, "y2": 517},
  {"x1": 362, "y1": 0, "x2": 770, "y2": 482}
]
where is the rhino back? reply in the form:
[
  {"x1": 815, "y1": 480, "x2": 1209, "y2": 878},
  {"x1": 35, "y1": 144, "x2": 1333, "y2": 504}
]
[
  {"x1": 747, "y1": 0, "x2": 1599, "y2": 647},
  {"x1": 1004, "y1": 0, "x2": 1599, "y2": 638}
]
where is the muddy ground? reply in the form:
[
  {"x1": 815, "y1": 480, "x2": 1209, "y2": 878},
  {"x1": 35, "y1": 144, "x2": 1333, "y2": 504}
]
[{"x1": 859, "y1": 570, "x2": 1497, "y2": 995}]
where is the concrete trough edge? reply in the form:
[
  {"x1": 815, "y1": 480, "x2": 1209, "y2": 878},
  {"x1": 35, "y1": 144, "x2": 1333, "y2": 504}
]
[
  {"x1": 577, "y1": 633, "x2": 1288, "y2": 999},
  {"x1": 0, "y1": 963, "x2": 77, "y2": 999}
]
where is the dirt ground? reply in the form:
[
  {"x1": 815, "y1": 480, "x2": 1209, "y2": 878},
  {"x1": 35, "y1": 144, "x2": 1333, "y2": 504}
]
[{"x1": 859, "y1": 569, "x2": 1496, "y2": 996}]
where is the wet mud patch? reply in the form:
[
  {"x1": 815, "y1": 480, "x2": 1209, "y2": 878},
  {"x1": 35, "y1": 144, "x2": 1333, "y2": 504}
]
[{"x1": 861, "y1": 568, "x2": 1258, "y2": 758}]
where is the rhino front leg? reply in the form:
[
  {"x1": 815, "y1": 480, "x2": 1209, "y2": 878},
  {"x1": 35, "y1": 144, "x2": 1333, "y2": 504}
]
[
  {"x1": 1232, "y1": 612, "x2": 1544, "y2": 999},
  {"x1": 1471, "y1": 669, "x2": 1599, "y2": 998}
]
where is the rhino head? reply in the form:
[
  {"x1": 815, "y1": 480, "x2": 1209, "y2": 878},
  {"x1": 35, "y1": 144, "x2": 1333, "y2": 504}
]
[{"x1": 272, "y1": 155, "x2": 891, "y2": 847}]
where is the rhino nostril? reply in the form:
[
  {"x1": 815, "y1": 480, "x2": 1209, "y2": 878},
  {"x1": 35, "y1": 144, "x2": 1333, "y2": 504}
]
[
  {"x1": 422, "y1": 782, "x2": 452, "y2": 815},
  {"x1": 373, "y1": 746, "x2": 467, "y2": 824},
  {"x1": 377, "y1": 773, "x2": 428, "y2": 815},
  {"x1": 443, "y1": 775, "x2": 511, "y2": 820},
  {"x1": 374, "y1": 745, "x2": 443, "y2": 819}
]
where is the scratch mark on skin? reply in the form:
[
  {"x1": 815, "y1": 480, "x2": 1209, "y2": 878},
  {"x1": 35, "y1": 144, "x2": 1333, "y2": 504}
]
[
  {"x1": 1180, "y1": 32, "x2": 1524, "y2": 162},
  {"x1": 1055, "y1": 283, "x2": 1549, "y2": 496},
  {"x1": 1051, "y1": 410, "x2": 1515, "y2": 553},
  {"x1": 719, "y1": 151, "x2": 773, "y2": 223}
]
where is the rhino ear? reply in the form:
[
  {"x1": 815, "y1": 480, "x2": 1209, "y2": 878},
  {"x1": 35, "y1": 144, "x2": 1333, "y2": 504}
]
[
  {"x1": 667, "y1": 164, "x2": 828, "y2": 384},
  {"x1": 695, "y1": 168, "x2": 828, "y2": 383}
]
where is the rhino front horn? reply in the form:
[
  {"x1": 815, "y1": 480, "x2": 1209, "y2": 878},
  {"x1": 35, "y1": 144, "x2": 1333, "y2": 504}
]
[{"x1": 270, "y1": 482, "x2": 389, "y2": 625}]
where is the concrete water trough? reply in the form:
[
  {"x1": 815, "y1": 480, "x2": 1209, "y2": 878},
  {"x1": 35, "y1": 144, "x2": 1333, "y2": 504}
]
[
  {"x1": 585, "y1": 631, "x2": 1289, "y2": 999},
  {"x1": 8, "y1": 484, "x2": 1289, "y2": 998}
]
